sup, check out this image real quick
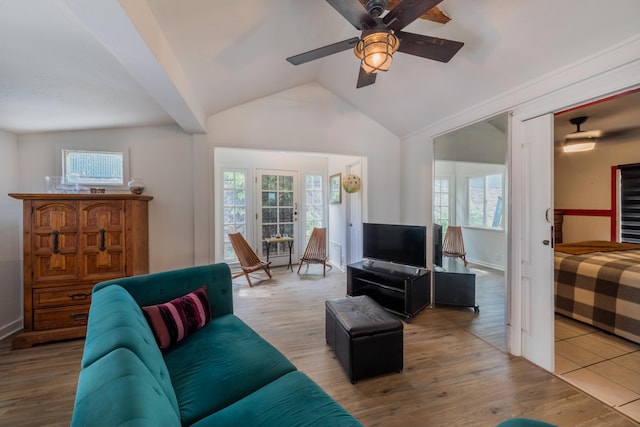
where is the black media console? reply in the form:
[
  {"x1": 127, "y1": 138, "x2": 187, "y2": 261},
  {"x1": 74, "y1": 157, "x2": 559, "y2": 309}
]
[
  {"x1": 433, "y1": 257, "x2": 478, "y2": 312},
  {"x1": 347, "y1": 261, "x2": 430, "y2": 321}
]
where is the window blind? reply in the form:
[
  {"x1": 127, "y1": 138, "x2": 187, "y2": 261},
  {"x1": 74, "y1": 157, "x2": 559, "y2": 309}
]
[{"x1": 619, "y1": 163, "x2": 640, "y2": 243}]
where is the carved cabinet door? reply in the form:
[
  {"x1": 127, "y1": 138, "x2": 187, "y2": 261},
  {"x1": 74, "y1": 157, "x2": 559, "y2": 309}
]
[
  {"x1": 80, "y1": 200, "x2": 126, "y2": 281},
  {"x1": 32, "y1": 200, "x2": 80, "y2": 283}
]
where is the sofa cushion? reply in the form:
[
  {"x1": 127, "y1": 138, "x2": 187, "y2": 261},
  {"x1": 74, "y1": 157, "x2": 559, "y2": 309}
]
[
  {"x1": 497, "y1": 419, "x2": 558, "y2": 427},
  {"x1": 81, "y1": 285, "x2": 180, "y2": 419},
  {"x1": 143, "y1": 285, "x2": 211, "y2": 350},
  {"x1": 164, "y1": 314, "x2": 297, "y2": 425},
  {"x1": 71, "y1": 348, "x2": 182, "y2": 427},
  {"x1": 191, "y1": 371, "x2": 364, "y2": 427},
  {"x1": 94, "y1": 263, "x2": 233, "y2": 318}
]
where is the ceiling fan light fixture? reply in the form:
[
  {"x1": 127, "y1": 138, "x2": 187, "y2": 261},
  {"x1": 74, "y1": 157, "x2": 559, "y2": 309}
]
[
  {"x1": 354, "y1": 30, "x2": 399, "y2": 74},
  {"x1": 562, "y1": 116, "x2": 600, "y2": 153},
  {"x1": 562, "y1": 140, "x2": 596, "y2": 153}
]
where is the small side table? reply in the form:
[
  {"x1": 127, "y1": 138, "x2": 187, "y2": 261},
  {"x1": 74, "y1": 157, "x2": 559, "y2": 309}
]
[
  {"x1": 434, "y1": 257, "x2": 478, "y2": 312},
  {"x1": 264, "y1": 236, "x2": 294, "y2": 271}
]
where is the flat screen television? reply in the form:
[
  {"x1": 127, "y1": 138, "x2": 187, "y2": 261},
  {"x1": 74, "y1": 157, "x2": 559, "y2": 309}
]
[{"x1": 362, "y1": 223, "x2": 427, "y2": 268}]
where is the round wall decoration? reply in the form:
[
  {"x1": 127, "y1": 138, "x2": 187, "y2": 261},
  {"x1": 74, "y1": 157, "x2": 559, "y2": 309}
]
[{"x1": 342, "y1": 174, "x2": 361, "y2": 193}]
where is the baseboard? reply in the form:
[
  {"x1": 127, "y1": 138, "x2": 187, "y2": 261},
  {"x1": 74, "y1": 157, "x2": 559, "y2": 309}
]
[
  {"x1": 466, "y1": 259, "x2": 505, "y2": 272},
  {"x1": 0, "y1": 318, "x2": 23, "y2": 342},
  {"x1": 330, "y1": 261, "x2": 345, "y2": 273}
]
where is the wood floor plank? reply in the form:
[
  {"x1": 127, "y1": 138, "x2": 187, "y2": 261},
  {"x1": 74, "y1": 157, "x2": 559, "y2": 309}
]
[{"x1": 0, "y1": 267, "x2": 637, "y2": 426}]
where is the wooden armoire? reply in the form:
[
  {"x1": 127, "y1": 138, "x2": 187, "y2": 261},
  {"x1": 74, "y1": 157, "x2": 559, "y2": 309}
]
[{"x1": 9, "y1": 193, "x2": 153, "y2": 349}]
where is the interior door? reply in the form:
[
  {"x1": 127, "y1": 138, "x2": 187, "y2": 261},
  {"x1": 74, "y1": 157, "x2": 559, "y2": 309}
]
[
  {"x1": 515, "y1": 113, "x2": 555, "y2": 371},
  {"x1": 256, "y1": 170, "x2": 299, "y2": 267}
]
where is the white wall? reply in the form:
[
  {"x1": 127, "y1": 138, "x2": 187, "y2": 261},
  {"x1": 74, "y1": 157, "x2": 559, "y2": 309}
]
[
  {"x1": 401, "y1": 136, "x2": 432, "y2": 227},
  {"x1": 206, "y1": 83, "x2": 401, "y2": 237},
  {"x1": 435, "y1": 121, "x2": 508, "y2": 164},
  {"x1": 0, "y1": 130, "x2": 21, "y2": 339},
  {"x1": 17, "y1": 125, "x2": 195, "y2": 273},
  {"x1": 554, "y1": 135, "x2": 640, "y2": 242}
]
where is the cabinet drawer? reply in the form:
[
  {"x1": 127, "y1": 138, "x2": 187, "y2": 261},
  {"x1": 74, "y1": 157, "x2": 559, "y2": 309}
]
[
  {"x1": 34, "y1": 305, "x2": 90, "y2": 330},
  {"x1": 33, "y1": 284, "x2": 94, "y2": 309}
]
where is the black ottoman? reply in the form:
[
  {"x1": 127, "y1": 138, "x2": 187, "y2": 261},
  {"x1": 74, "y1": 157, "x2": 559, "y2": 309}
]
[{"x1": 325, "y1": 295, "x2": 403, "y2": 384}]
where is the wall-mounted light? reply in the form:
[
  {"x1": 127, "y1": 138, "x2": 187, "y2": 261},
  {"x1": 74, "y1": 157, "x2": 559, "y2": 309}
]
[{"x1": 354, "y1": 30, "x2": 399, "y2": 74}]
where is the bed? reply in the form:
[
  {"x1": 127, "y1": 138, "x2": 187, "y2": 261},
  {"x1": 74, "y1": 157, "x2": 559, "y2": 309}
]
[{"x1": 554, "y1": 240, "x2": 640, "y2": 345}]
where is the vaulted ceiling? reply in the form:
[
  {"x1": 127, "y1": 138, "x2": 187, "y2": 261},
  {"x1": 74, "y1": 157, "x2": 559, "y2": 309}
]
[{"x1": 1, "y1": 0, "x2": 640, "y2": 137}]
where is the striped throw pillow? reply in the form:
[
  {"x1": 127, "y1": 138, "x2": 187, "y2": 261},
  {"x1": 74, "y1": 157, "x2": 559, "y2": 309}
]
[{"x1": 142, "y1": 285, "x2": 211, "y2": 350}]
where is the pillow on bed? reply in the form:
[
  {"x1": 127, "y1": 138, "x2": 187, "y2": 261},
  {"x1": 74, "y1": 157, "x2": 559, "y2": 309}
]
[{"x1": 142, "y1": 285, "x2": 211, "y2": 350}]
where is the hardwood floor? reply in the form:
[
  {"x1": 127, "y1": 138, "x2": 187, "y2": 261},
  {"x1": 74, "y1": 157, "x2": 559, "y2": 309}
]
[
  {"x1": 435, "y1": 263, "x2": 507, "y2": 352},
  {"x1": 438, "y1": 262, "x2": 640, "y2": 424},
  {"x1": 1, "y1": 265, "x2": 638, "y2": 426},
  {"x1": 0, "y1": 334, "x2": 84, "y2": 426}
]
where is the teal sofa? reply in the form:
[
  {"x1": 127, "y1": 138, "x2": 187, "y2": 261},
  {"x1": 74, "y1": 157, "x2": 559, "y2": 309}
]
[{"x1": 71, "y1": 263, "x2": 363, "y2": 427}]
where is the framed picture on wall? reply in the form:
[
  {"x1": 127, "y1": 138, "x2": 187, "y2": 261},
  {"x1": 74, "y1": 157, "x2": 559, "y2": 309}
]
[{"x1": 330, "y1": 173, "x2": 341, "y2": 204}]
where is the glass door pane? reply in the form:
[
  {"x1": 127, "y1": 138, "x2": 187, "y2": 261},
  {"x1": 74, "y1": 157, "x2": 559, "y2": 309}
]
[
  {"x1": 303, "y1": 174, "x2": 324, "y2": 243},
  {"x1": 222, "y1": 170, "x2": 247, "y2": 261},
  {"x1": 257, "y1": 170, "x2": 298, "y2": 263}
]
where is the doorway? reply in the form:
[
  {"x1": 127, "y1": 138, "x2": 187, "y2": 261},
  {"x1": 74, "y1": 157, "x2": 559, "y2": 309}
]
[
  {"x1": 215, "y1": 148, "x2": 363, "y2": 272},
  {"x1": 433, "y1": 112, "x2": 509, "y2": 352},
  {"x1": 256, "y1": 169, "x2": 299, "y2": 267},
  {"x1": 551, "y1": 89, "x2": 640, "y2": 420}
]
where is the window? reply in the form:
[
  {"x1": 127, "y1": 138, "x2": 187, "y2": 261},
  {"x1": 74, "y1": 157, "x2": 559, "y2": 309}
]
[
  {"x1": 222, "y1": 170, "x2": 247, "y2": 261},
  {"x1": 304, "y1": 174, "x2": 324, "y2": 242},
  {"x1": 433, "y1": 177, "x2": 450, "y2": 231},
  {"x1": 467, "y1": 174, "x2": 503, "y2": 228},
  {"x1": 619, "y1": 163, "x2": 640, "y2": 243},
  {"x1": 62, "y1": 149, "x2": 125, "y2": 186}
]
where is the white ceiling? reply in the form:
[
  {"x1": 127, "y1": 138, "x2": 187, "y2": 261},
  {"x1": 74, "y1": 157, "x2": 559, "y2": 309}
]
[{"x1": 1, "y1": 0, "x2": 640, "y2": 137}]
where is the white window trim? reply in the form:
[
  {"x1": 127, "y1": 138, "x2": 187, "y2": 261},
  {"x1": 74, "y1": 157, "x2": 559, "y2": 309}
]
[
  {"x1": 465, "y1": 173, "x2": 504, "y2": 230},
  {"x1": 217, "y1": 166, "x2": 252, "y2": 264},
  {"x1": 55, "y1": 143, "x2": 130, "y2": 190},
  {"x1": 433, "y1": 176, "x2": 452, "y2": 227},
  {"x1": 302, "y1": 172, "x2": 326, "y2": 244}
]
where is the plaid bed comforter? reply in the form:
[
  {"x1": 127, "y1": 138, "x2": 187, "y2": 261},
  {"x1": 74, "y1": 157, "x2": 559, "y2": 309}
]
[{"x1": 555, "y1": 249, "x2": 640, "y2": 345}]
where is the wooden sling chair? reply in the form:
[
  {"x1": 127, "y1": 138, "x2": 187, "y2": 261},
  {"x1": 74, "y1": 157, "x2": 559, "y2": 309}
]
[
  {"x1": 228, "y1": 232, "x2": 272, "y2": 287},
  {"x1": 297, "y1": 227, "x2": 332, "y2": 276},
  {"x1": 442, "y1": 225, "x2": 468, "y2": 266}
]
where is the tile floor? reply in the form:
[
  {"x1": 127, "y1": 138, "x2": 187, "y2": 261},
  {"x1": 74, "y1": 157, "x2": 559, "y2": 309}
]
[{"x1": 555, "y1": 314, "x2": 640, "y2": 423}]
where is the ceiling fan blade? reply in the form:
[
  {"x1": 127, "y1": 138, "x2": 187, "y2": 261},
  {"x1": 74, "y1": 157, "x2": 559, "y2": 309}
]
[
  {"x1": 356, "y1": 67, "x2": 376, "y2": 88},
  {"x1": 287, "y1": 37, "x2": 360, "y2": 65},
  {"x1": 325, "y1": 0, "x2": 377, "y2": 30},
  {"x1": 383, "y1": 0, "x2": 444, "y2": 31},
  {"x1": 603, "y1": 126, "x2": 640, "y2": 141},
  {"x1": 396, "y1": 31, "x2": 463, "y2": 62}
]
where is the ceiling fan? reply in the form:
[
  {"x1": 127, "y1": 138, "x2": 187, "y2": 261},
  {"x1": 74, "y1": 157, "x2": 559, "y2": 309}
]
[
  {"x1": 563, "y1": 116, "x2": 601, "y2": 152},
  {"x1": 563, "y1": 115, "x2": 640, "y2": 153},
  {"x1": 286, "y1": 0, "x2": 464, "y2": 88}
]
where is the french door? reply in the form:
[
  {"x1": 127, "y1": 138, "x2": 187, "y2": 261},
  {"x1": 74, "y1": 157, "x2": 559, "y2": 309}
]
[{"x1": 256, "y1": 170, "x2": 299, "y2": 266}]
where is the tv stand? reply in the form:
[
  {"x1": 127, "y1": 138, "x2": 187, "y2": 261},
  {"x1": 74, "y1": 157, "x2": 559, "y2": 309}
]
[{"x1": 347, "y1": 261, "x2": 430, "y2": 321}]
